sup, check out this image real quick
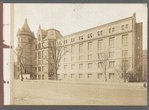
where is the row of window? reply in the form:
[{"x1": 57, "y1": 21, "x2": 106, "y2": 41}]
[
  {"x1": 122, "y1": 24, "x2": 129, "y2": 30},
  {"x1": 64, "y1": 50, "x2": 128, "y2": 62},
  {"x1": 34, "y1": 42, "x2": 55, "y2": 49},
  {"x1": 63, "y1": 25, "x2": 129, "y2": 44},
  {"x1": 63, "y1": 61, "x2": 115, "y2": 70},
  {"x1": 32, "y1": 66, "x2": 44, "y2": 72},
  {"x1": 63, "y1": 73, "x2": 115, "y2": 79},
  {"x1": 69, "y1": 35, "x2": 128, "y2": 53},
  {"x1": 18, "y1": 37, "x2": 32, "y2": 43}
]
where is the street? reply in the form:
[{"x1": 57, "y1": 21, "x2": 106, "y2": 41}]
[{"x1": 13, "y1": 80, "x2": 147, "y2": 105}]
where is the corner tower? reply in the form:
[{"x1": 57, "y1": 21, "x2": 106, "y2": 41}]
[{"x1": 16, "y1": 19, "x2": 35, "y2": 76}]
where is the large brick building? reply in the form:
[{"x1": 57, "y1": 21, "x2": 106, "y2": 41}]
[{"x1": 16, "y1": 13, "x2": 143, "y2": 82}]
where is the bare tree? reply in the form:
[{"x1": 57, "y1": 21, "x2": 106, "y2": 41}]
[
  {"x1": 43, "y1": 40, "x2": 69, "y2": 80},
  {"x1": 114, "y1": 51, "x2": 130, "y2": 82},
  {"x1": 14, "y1": 45, "x2": 31, "y2": 81},
  {"x1": 97, "y1": 49, "x2": 110, "y2": 82}
]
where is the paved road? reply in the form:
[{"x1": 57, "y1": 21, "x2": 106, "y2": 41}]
[{"x1": 13, "y1": 81, "x2": 147, "y2": 105}]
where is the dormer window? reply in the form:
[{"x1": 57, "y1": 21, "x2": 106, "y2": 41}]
[
  {"x1": 64, "y1": 40, "x2": 67, "y2": 44},
  {"x1": 71, "y1": 38, "x2": 75, "y2": 42},
  {"x1": 98, "y1": 31, "x2": 100, "y2": 36},
  {"x1": 109, "y1": 28, "x2": 111, "y2": 33},
  {"x1": 126, "y1": 24, "x2": 128, "y2": 29},
  {"x1": 122, "y1": 25, "x2": 124, "y2": 30},
  {"x1": 79, "y1": 36, "x2": 83, "y2": 40},
  {"x1": 101, "y1": 31, "x2": 103, "y2": 35},
  {"x1": 112, "y1": 28, "x2": 115, "y2": 32},
  {"x1": 88, "y1": 33, "x2": 92, "y2": 38}
]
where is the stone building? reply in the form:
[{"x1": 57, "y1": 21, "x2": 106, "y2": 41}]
[{"x1": 16, "y1": 13, "x2": 143, "y2": 82}]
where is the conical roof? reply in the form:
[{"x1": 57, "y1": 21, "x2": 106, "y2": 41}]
[
  {"x1": 20, "y1": 19, "x2": 32, "y2": 32},
  {"x1": 17, "y1": 19, "x2": 35, "y2": 38}
]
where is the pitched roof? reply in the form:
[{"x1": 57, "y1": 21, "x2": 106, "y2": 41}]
[
  {"x1": 17, "y1": 19, "x2": 35, "y2": 38},
  {"x1": 20, "y1": 19, "x2": 32, "y2": 33}
]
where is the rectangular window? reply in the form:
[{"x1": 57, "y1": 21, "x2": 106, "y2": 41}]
[
  {"x1": 35, "y1": 67, "x2": 37, "y2": 72},
  {"x1": 88, "y1": 54, "x2": 92, "y2": 60},
  {"x1": 71, "y1": 57, "x2": 75, "y2": 61},
  {"x1": 35, "y1": 45, "x2": 37, "y2": 49},
  {"x1": 79, "y1": 74, "x2": 83, "y2": 79},
  {"x1": 38, "y1": 67, "x2": 41, "y2": 72},
  {"x1": 71, "y1": 38, "x2": 75, "y2": 42},
  {"x1": 98, "y1": 73, "x2": 102, "y2": 79},
  {"x1": 38, "y1": 43, "x2": 41, "y2": 49},
  {"x1": 88, "y1": 74, "x2": 92, "y2": 79},
  {"x1": 122, "y1": 25, "x2": 124, "y2": 30},
  {"x1": 42, "y1": 66, "x2": 44, "y2": 72},
  {"x1": 71, "y1": 45, "x2": 75, "y2": 53},
  {"x1": 79, "y1": 55, "x2": 83, "y2": 61},
  {"x1": 98, "y1": 62, "x2": 103, "y2": 68},
  {"x1": 98, "y1": 53, "x2": 103, "y2": 59},
  {"x1": 126, "y1": 24, "x2": 128, "y2": 29},
  {"x1": 109, "y1": 52, "x2": 114, "y2": 58},
  {"x1": 101, "y1": 31, "x2": 103, "y2": 35},
  {"x1": 97, "y1": 31, "x2": 100, "y2": 36},
  {"x1": 38, "y1": 52, "x2": 41, "y2": 59},
  {"x1": 88, "y1": 63, "x2": 92, "y2": 69},
  {"x1": 38, "y1": 60, "x2": 41, "y2": 65},
  {"x1": 109, "y1": 38, "x2": 114, "y2": 47},
  {"x1": 109, "y1": 61, "x2": 115, "y2": 68},
  {"x1": 122, "y1": 50, "x2": 128, "y2": 56},
  {"x1": 35, "y1": 52, "x2": 37, "y2": 59},
  {"x1": 112, "y1": 27, "x2": 115, "y2": 32},
  {"x1": 71, "y1": 64, "x2": 75, "y2": 70},
  {"x1": 88, "y1": 33, "x2": 92, "y2": 38},
  {"x1": 71, "y1": 74, "x2": 74, "y2": 79},
  {"x1": 88, "y1": 42, "x2": 92, "y2": 51},
  {"x1": 79, "y1": 64, "x2": 83, "y2": 69},
  {"x1": 122, "y1": 35, "x2": 128, "y2": 45},
  {"x1": 79, "y1": 44, "x2": 83, "y2": 52},
  {"x1": 98, "y1": 40, "x2": 102, "y2": 49},
  {"x1": 79, "y1": 36, "x2": 83, "y2": 40},
  {"x1": 109, "y1": 28, "x2": 111, "y2": 33},
  {"x1": 109, "y1": 73, "x2": 114, "y2": 79},
  {"x1": 64, "y1": 40, "x2": 67, "y2": 44},
  {"x1": 64, "y1": 65, "x2": 67, "y2": 70},
  {"x1": 42, "y1": 51, "x2": 44, "y2": 59}
]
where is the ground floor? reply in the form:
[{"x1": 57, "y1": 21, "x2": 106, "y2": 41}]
[
  {"x1": 30, "y1": 72, "x2": 128, "y2": 82},
  {"x1": 57, "y1": 72, "x2": 128, "y2": 82}
]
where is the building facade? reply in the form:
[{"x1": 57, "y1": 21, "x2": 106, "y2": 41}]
[{"x1": 16, "y1": 13, "x2": 143, "y2": 82}]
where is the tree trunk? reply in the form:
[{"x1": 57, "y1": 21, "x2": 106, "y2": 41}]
[
  {"x1": 105, "y1": 71, "x2": 107, "y2": 82},
  {"x1": 20, "y1": 66, "x2": 23, "y2": 81}
]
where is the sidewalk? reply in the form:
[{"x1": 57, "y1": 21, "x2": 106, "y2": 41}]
[{"x1": 15, "y1": 79, "x2": 145, "y2": 87}]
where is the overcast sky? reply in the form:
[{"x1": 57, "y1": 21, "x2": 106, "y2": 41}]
[{"x1": 13, "y1": 4, "x2": 147, "y2": 49}]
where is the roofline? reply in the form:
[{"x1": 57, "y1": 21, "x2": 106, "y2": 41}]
[{"x1": 63, "y1": 16, "x2": 133, "y2": 38}]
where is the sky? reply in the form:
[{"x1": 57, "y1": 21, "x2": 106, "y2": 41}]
[{"x1": 13, "y1": 4, "x2": 147, "y2": 50}]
